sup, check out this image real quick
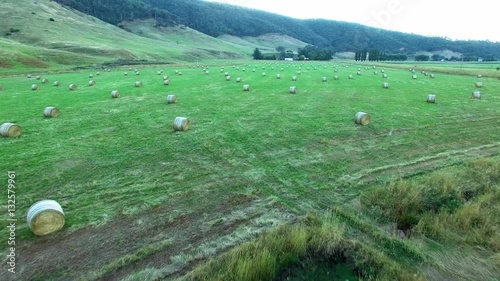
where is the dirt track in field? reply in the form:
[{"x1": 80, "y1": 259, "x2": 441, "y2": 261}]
[{"x1": 5, "y1": 189, "x2": 294, "y2": 281}]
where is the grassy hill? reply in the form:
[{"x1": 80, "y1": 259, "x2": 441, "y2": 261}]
[{"x1": 0, "y1": 0, "x2": 253, "y2": 73}]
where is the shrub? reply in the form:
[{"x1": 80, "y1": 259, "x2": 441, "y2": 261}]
[
  {"x1": 9, "y1": 28, "x2": 20, "y2": 33},
  {"x1": 49, "y1": 18, "x2": 55, "y2": 21}
]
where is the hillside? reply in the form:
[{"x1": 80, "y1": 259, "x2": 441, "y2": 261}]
[
  {"x1": 143, "y1": 0, "x2": 500, "y2": 59},
  {"x1": 0, "y1": 0, "x2": 250, "y2": 72}
]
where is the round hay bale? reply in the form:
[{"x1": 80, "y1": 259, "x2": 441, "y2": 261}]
[
  {"x1": 357, "y1": 71, "x2": 361, "y2": 75},
  {"x1": 96, "y1": 72, "x2": 100, "y2": 76},
  {"x1": 178, "y1": 71, "x2": 182, "y2": 76},
  {"x1": 334, "y1": 69, "x2": 338, "y2": 72},
  {"x1": 472, "y1": 91, "x2": 482, "y2": 99},
  {"x1": 205, "y1": 70, "x2": 209, "y2": 75},
  {"x1": 163, "y1": 75, "x2": 169, "y2": 80},
  {"x1": 289, "y1": 86, "x2": 297, "y2": 94},
  {"x1": 134, "y1": 81, "x2": 142, "y2": 87},
  {"x1": 159, "y1": 70, "x2": 163, "y2": 74},
  {"x1": 69, "y1": 84, "x2": 77, "y2": 91},
  {"x1": 427, "y1": 94, "x2": 436, "y2": 103},
  {"x1": 224, "y1": 72, "x2": 229, "y2": 76},
  {"x1": 475, "y1": 82, "x2": 483, "y2": 88},
  {"x1": 43, "y1": 107, "x2": 60, "y2": 118},
  {"x1": 89, "y1": 74, "x2": 94, "y2": 78},
  {"x1": 226, "y1": 76, "x2": 231, "y2": 81},
  {"x1": 383, "y1": 74, "x2": 388, "y2": 78},
  {"x1": 477, "y1": 74, "x2": 482, "y2": 78},
  {"x1": 111, "y1": 90, "x2": 121, "y2": 98},
  {"x1": 129, "y1": 67, "x2": 133, "y2": 71},
  {"x1": 124, "y1": 72, "x2": 128, "y2": 76},
  {"x1": 348, "y1": 75, "x2": 353, "y2": 79},
  {"x1": 167, "y1": 94, "x2": 177, "y2": 104},
  {"x1": 135, "y1": 71, "x2": 140, "y2": 76},
  {"x1": 334, "y1": 75, "x2": 339, "y2": 80},
  {"x1": 0, "y1": 123, "x2": 22, "y2": 138},
  {"x1": 26, "y1": 200, "x2": 65, "y2": 236},
  {"x1": 157, "y1": 71, "x2": 162, "y2": 75},
  {"x1": 430, "y1": 74, "x2": 435, "y2": 78},
  {"x1": 42, "y1": 78, "x2": 48, "y2": 84},
  {"x1": 322, "y1": 77, "x2": 327, "y2": 82},
  {"x1": 381, "y1": 70, "x2": 385, "y2": 73},
  {"x1": 262, "y1": 72, "x2": 266, "y2": 77},
  {"x1": 374, "y1": 71, "x2": 378, "y2": 75},
  {"x1": 412, "y1": 75, "x2": 417, "y2": 79},
  {"x1": 354, "y1": 112, "x2": 370, "y2": 126},
  {"x1": 383, "y1": 82, "x2": 389, "y2": 89},
  {"x1": 292, "y1": 76, "x2": 297, "y2": 81},
  {"x1": 243, "y1": 84, "x2": 250, "y2": 91},
  {"x1": 36, "y1": 76, "x2": 41, "y2": 80},
  {"x1": 88, "y1": 80, "x2": 96, "y2": 86},
  {"x1": 163, "y1": 79, "x2": 170, "y2": 86},
  {"x1": 31, "y1": 84, "x2": 39, "y2": 91},
  {"x1": 0, "y1": 85, "x2": 3, "y2": 91},
  {"x1": 27, "y1": 74, "x2": 32, "y2": 78},
  {"x1": 236, "y1": 77, "x2": 242, "y2": 82},
  {"x1": 242, "y1": 68, "x2": 246, "y2": 72},
  {"x1": 107, "y1": 68, "x2": 111, "y2": 72},
  {"x1": 173, "y1": 117, "x2": 189, "y2": 131},
  {"x1": 53, "y1": 81, "x2": 60, "y2": 87},
  {"x1": 276, "y1": 74, "x2": 281, "y2": 79}
]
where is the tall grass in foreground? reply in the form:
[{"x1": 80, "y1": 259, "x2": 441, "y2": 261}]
[
  {"x1": 361, "y1": 158, "x2": 500, "y2": 251},
  {"x1": 185, "y1": 214, "x2": 423, "y2": 281}
]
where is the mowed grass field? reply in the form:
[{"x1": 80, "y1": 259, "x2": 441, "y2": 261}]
[{"x1": 0, "y1": 61, "x2": 499, "y2": 280}]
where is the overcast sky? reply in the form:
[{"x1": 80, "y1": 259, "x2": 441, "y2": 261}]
[{"x1": 205, "y1": 0, "x2": 499, "y2": 42}]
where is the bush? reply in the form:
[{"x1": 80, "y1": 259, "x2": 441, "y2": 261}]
[
  {"x1": 49, "y1": 18, "x2": 55, "y2": 21},
  {"x1": 9, "y1": 28, "x2": 20, "y2": 33}
]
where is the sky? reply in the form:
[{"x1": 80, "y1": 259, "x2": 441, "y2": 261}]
[{"x1": 205, "y1": 0, "x2": 499, "y2": 42}]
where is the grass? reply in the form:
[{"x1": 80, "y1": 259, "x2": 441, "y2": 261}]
[{"x1": 0, "y1": 60, "x2": 499, "y2": 280}]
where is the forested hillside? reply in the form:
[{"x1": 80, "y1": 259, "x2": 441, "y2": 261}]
[{"x1": 54, "y1": 0, "x2": 500, "y2": 59}]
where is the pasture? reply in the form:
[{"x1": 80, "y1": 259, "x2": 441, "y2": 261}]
[{"x1": 0, "y1": 61, "x2": 499, "y2": 280}]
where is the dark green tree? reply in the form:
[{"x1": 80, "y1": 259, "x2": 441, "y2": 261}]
[
  {"x1": 415, "y1": 54, "x2": 430, "y2": 61},
  {"x1": 253, "y1": 48, "x2": 263, "y2": 60}
]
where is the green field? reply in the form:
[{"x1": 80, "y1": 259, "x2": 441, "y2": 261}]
[{"x1": 0, "y1": 61, "x2": 499, "y2": 280}]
